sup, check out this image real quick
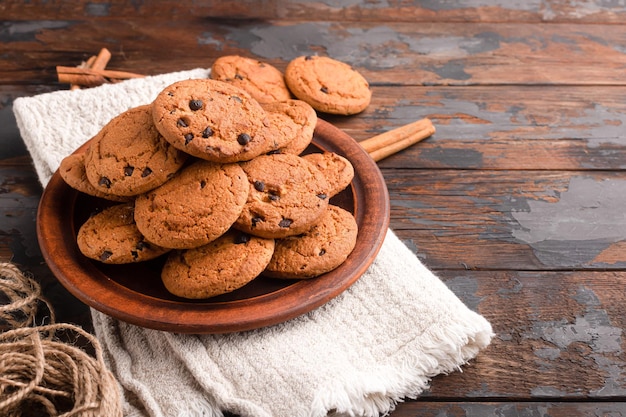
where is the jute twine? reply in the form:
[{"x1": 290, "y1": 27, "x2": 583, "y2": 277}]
[{"x1": 0, "y1": 262, "x2": 123, "y2": 417}]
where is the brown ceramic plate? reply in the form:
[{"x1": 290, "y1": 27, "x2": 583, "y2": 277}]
[{"x1": 37, "y1": 119, "x2": 389, "y2": 334}]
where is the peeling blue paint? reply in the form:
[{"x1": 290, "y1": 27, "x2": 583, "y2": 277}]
[
  {"x1": 443, "y1": 275, "x2": 484, "y2": 311},
  {"x1": 511, "y1": 176, "x2": 626, "y2": 266},
  {"x1": 222, "y1": 23, "x2": 415, "y2": 69},
  {"x1": 288, "y1": 0, "x2": 386, "y2": 7},
  {"x1": 85, "y1": 2, "x2": 111, "y2": 17},
  {"x1": 534, "y1": 347, "x2": 561, "y2": 360},
  {"x1": 419, "y1": 147, "x2": 484, "y2": 167},
  {"x1": 0, "y1": 21, "x2": 71, "y2": 43},
  {"x1": 219, "y1": 22, "x2": 498, "y2": 73},
  {"x1": 528, "y1": 284, "x2": 626, "y2": 396},
  {"x1": 424, "y1": 60, "x2": 472, "y2": 81},
  {"x1": 197, "y1": 32, "x2": 224, "y2": 49},
  {"x1": 418, "y1": 0, "x2": 541, "y2": 12}
]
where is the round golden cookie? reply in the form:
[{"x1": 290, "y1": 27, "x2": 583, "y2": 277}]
[
  {"x1": 210, "y1": 55, "x2": 291, "y2": 104},
  {"x1": 161, "y1": 230, "x2": 275, "y2": 299},
  {"x1": 234, "y1": 153, "x2": 330, "y2": 239},
  {"x1": 284, "y1": 55, "x2": 371, "y2": 115},
  {"x1": 302, "y1": 152, "x2": 354, "y2": 198},
  {"x1": 59, "y1": 152, "x2": 131, "y2": 202},
  {"x1": 264, "y1": 205, "x2": 358, "y2": 279},
  {"x1": 134, "y1": 160, "x2": 249, "y2": 249},
  {"x1": 152, "y1": 79, "x2": 273, "y2": 163},
  {"x1": 84, "y1": 105, "x2": 188, "y2": 197},
  {"x1": 77, "y1": 203, "x2": 170, "y2": 264},
  {"x1": 262, "y1": 99, "x2": 317, "y2": 155}
]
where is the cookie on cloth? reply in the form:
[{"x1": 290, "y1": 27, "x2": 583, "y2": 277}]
[
  {"x1": 264, "y1": 205, "x2": 358, "y2": 279},
  {"x1": 77, "y1": 203, "x2": 170, "y2": 264},
  {"x1": 134, "y1": 160, "x2": 249, "y2": 249},
  {"x1": 59, "y1": 152, "x2": 131, "y2": 202},
  {"x1": 262, "y1": 99, "x2": 317, "y2": 155},
  {"x1": 161, "y1": 230, "x2": 275, "y2": 299},
  {"x1": 284, "y1": 55, "x2": 371, "y2": 115},
  {"x1": 210, "y1": 55, "x2": 291, "y2": 104},
  {"x1": 152, "y1": 79, "x2": 273, "y2": 163},
  {"x1": 302, "y1": 152, "x2": 354, "y2": 198},
  {"x1": 234, "y1": 153, "x2": 329, "y2": 239},
  {"x1": 84, "y1": 104, "x2": 188, "y2": 197}
]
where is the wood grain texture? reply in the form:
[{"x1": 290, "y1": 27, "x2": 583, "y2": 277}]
[
  {"x1": 3, "y1": 19, "x2": 626, "y2": 86},
  {"x1": 389, "y1": 170, "x2": 626, "y2": 270},
  {"x1": 2, "y1": 0, "x2": 626, "y2": 415},
  {"x1": 3, "y1": 0, "x2": 626, "y2": 23}
]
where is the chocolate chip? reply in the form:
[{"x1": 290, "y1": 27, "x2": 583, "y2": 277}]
[
  {"x1": 237, "y1": 133, "x2": 251, "y2": 145},
  {"x1": 253, "y1": 180, "x2": 265, "y2": 192},
  {"x1": 100, "y1": 250, "x2": 113, "y2": 261},
  {"x1": 189, "y1": 99, "x2": 203, "y2": 110},
  {"x1": 317, "y1": 193, "x2": 327, "y2": 200},
  {"x1": 305, "y1": 55, "x2": 313, "y2": 60},
  {"x1": 98, "y1": 177, "x2": 111, "y2": 188},
  {"x1": 251, "y1": 216, "x2": 263, "y2": 227},
  {"x1": 234, "y1": 233, "x2": 251, "y2": 244},
  {"x1": 231, "y1": 96, "x2": 243, "y2": 103},
  {"x1": 184, "y1": 133, "x2": 194, "y2": 144},
  {"x1": 136, "y1": 241, "x2": 150, "y2": 251},
  {"x1": 141, "y1": 168, "x2": 152, "y2": 178},
  {"x1": 167, "y1": 92, "x2": 174, "y2": 97},
  {"x1": 200, "y1": 180, "x2": 206, "y2": 188},
  {"x1": 202, "y1": 127, "x2": 213, "y2": 138},
  {"x1": 279, "y1": 218, "x2": 293, "y2": 228},
  {"x1": 124, "y1": 166, "x2": 134, "y2": 176},
  {"x1": 268, "y1": 193, "x2": 280, "y2": 202},
  {"x1": 177, "y1": 118, "x2": 188, "y2": 128},
  {"x1": 319, "y1": 249, "x2": 326, "y2": 256},
  {"x1": 320, "y1": 86, "x2": 329, "y2": 94},
  {"x1": 131, "y1": 250, "x2": 138, "y2": 260},
  {"x1": 235, "y1": 74, "x2": 244, "y2": 80}
]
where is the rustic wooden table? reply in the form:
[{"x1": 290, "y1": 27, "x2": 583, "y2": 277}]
[{"x1": 2, "y1": 1, "x2": 626, "y2": 415}]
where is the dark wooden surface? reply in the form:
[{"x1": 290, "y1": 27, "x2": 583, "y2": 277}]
[{"x1": 2, "y1": 1, "x2": 626, "y2": 415}]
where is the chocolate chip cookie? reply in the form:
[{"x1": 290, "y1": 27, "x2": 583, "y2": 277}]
[
  {"x1": 134, "y1": 160, "x2": 249, "y2": 249},
  {"x1": 161, "y1": 230, "x2": 275, "y2": 299},
  {"x1": 234, "y1": 153, "x2": 330, "y2": 239},
  {"x1": 284, "y1": 55, "x2": 371, "y2": 115},
  {"x1": 76, "y1": 203, "x2": 170, "y2": 264},
  {"x1": 264, "y1": 205, "x2": 358, "y2": 279},
  {"x1": 59, "y1": 152, "x2": 131, "y2": 202},
  {"x1": 210, "y1": 55, "x2": 292, "y2": 104},
  {"x1": 262, "y1": 99, "x2": 317, "y2": 155},
  {"x1": 302, "y1": 151, "x2": 354, "y2": 198},
  {"x1": 84, "y1": 105, "x2": 188, "y2": 197},
  {"x1": 152, "y1": 79, "x2": 273, "y2": 163}
]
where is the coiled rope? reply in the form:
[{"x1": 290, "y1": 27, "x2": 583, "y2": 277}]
[{"x1": 0, "y1": 262, "x2": 122, "y2": 416}]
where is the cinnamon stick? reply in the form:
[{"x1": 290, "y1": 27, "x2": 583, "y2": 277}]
[
  {"x1": 68, "y1": 48, "x2": 113, "y2": 90},
  {"x1": 361, "y1": 118, "x2": 435, "y2": 162},
  {"x1": 90, "y1": 48, "x2": 112, "y2": 72},
  {"x1": 57, "y1": 66, "x2": 144, "y2": 84}
]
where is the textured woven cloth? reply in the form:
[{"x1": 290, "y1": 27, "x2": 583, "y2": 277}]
[{"x1": 14, "y1": 69, "x2": 493, "y2": 417}]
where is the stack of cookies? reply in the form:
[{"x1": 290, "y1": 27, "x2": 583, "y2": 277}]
[{"x1": 59, "y1": 55, "x2": 368, "y2": 300}]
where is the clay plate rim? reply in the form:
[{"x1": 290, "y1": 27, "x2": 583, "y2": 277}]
[{"x1": 36, "y1": 119, "x2": 390, "y2": 333}]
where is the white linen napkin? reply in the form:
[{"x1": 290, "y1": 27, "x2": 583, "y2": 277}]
[{"x1": 13, "y1": 69, "x2": 493, "y2": 417}]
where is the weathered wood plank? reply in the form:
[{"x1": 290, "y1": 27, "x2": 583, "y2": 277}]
[
  {"x1": 6, "y1": 82, "x2": 626, "y2": 171},
  {"x1": 391, "y1": 401, "x2": 626, "y2": 417},
  {"x1": 342, "y1": 85, "x2": 626, "y2": 171},
  {"x1": 427, "y1": 270, "x2": 626, "y2": 399},
  {"x1": 3, "y1": 0, "x2": 626, "y2": 24},
  {"x1": 388, "y1": 170, "x2": 626, "y2": 270},
  {"x1": 2, "y1": 19, "x2": 626, "y2": 86}
]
